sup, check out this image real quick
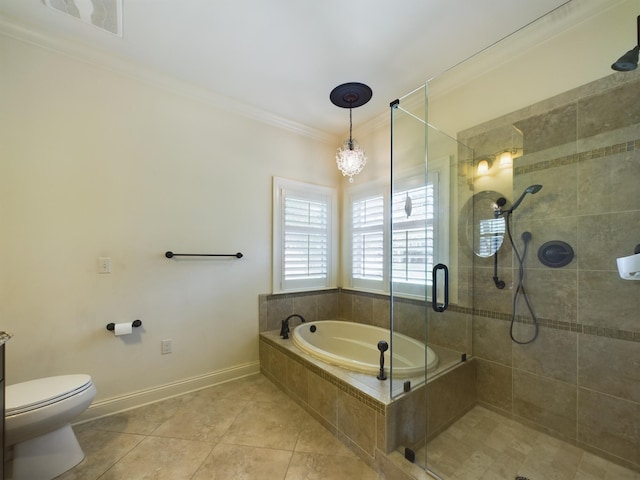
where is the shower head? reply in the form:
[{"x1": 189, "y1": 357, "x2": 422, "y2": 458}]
[
  {"x1": 612, "y1": 46, "x2": 639, "y2": 71},
  {"x1": 508, "y1": 184, "x2": 542, "y2": 213},
  {"x1": 611, "y1": 16, "x2": 640, "y2": 71}
]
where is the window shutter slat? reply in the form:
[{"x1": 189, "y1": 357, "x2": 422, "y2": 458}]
[
  {"x1": 352, "y1": 195, "x2": 385, "y2": 281},
  {"x1": 283, "y1": 195, "x2": 329, "y2": 281},
  {"x1": 391, "y1": 185, "x2": 432, "y2": 285}
]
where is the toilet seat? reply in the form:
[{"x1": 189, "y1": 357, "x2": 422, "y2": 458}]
[{"x1": 6, "y1": 374, "x2": 93, "y2": 416}]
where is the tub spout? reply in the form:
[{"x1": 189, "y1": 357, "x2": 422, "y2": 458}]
[{"x1": 280, "y1": 314, "x2": 306, "y2": 339}]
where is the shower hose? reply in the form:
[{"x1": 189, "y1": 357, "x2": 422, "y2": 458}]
[{"x1": 505, "y1": 211, "x2": 539, "y2": 344}]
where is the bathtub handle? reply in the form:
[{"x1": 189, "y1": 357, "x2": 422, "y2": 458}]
[{"x1": 432, "y1": 263, "x2": 449, "y2": 312}]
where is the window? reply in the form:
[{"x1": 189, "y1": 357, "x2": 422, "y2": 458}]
[
  {"x1": 351, "y1": 191, "x2": 386, "y2": 291},
  {"x1": 391, "y1": 182, "x2": 433, "y2": 297},
  {"x1": 345, "y1": 158, "x2": 449, "y2": 299},
  {"x1": 273, "y1": 177, "x2": 337, "y2": 293}
]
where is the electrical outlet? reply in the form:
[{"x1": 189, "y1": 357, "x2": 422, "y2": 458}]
[
  {"x1": 161, "y1": 339, "x2": 173, "y2": 355},
  {"x1": 97, "y1": 257, "x2": 112, "y2": 274}
]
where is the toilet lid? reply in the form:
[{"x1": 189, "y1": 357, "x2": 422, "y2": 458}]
[{"x1": 6, "y1": 374, "x2": 93, "y2": 415}]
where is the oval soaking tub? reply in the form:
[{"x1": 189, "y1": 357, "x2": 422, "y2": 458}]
[{"x1": 291, "y1": 320, "x2": 438, "y2": 378}]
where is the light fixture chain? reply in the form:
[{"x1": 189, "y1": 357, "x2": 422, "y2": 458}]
[{"x1": 349, "y1": 106, "x2": 353, "y2": 150}]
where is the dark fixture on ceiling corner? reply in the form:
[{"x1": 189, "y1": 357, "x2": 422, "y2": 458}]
[{"x1": 611, "y1": 15, "x2": 640, "y2": 71}]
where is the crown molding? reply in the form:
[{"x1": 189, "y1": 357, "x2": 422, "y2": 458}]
[
  {"x1": 424, "y1": 0, "x2": 628, "y2": 102},
  {"x1": 356, "y1": 0, "x2": 628, "y2": 140},
  {"x1": 0, "y1": 16, "x2": 335, "y2": 145}
]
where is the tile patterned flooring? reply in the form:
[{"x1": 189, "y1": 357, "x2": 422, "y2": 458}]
[
  {"x1": 59, "y1": 374, "x2": 383, "y2": 480},
  {"x1": 424, "y1": 406, "x2": 640, "y2": 480},
  {"x1": 59, "y1": 372, "x2": 640, "y2": 480}
]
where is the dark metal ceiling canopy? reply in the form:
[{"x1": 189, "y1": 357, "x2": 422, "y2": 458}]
[{"x1": 330, "y1": 82, "x2": 372, "y2": 108}]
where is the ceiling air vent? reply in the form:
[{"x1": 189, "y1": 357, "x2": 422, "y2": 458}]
[{"x1": 43, "y1": 0, "x2": 123, "y2": 37}]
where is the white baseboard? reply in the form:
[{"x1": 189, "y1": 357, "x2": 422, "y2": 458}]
[{"x1": 75, "y1": 361, "x2": 260, "y2": 424}]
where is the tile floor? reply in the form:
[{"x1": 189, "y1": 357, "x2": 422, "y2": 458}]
[
  {"x1": 59, "y1": 372, "x2": 640, "y2": 480},
  {"x1": 59, "y1": 374, "x2": 383, "y2": 480},
  {"x1": 423, "y1": 405, "x2": 640, "y2": 480}
]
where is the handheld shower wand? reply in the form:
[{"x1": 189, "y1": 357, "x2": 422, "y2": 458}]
[
  {"x1": 491, "y1": 185, "x2": 544, "y2": 343},
  {"x1": 507, "y1": 184, "x2": 542, "y2": 214},
  {"x1": 504, "y1": 185, "x2": 543, "y2": 344}
]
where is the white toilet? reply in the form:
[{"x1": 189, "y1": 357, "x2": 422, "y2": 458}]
[{"x1": 5, "y1": 374, "x2": 96, "y2": 480}]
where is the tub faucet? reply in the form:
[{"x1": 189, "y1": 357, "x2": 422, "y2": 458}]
[{"x1": 280, "y1": 314, "x2": 306, "y2": 339}]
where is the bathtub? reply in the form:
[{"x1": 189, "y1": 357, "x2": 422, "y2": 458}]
[{"x1": 291, "y1": 320, "x2": 438, "y2": 378}]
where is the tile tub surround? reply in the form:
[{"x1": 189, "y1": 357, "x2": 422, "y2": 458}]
[
  {"x1": 260, "y1": 289, "x2": 473, "y2": 355},
  {"x1": 259, "y1": 329, "x2": 476, "y2": 479}
]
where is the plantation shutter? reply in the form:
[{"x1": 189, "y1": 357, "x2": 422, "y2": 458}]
[
  {"x1": 352, "y1": 195, "x2": 385, "y2": 281},
  {"x1": 283, "y1": 195, "x2": 328, "y2": 281},
  {"x1": 273, "y1": 177, "x2": 336, "y2": 293},
  {"x1": 391, "y1": 182, "x2": 434, "y2": 287}
]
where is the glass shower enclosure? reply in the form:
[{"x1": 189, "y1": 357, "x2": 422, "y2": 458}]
[
  {"x1": 389, "y1": 83, "x2": 474, "y2": 476},
  {"x1": 388, "y1": 2, "x2": 640, "y2": 478}
]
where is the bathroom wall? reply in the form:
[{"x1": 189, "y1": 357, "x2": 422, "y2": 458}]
[
  {"x1": 458, "y1": 70, "x2": 640, "y2": 470},
  {"x1": 0, "y1": 28, "x2": 339, "y2": 407}
]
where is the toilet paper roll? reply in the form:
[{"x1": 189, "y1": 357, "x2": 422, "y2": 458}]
[
  {"x1": 616, "y1": 252, "x2": 640, "y2": 280},
  {"x1": 114, "y1": 322, "x2": 133, "y2": 336}
]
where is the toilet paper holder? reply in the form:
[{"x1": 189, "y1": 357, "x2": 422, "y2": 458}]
[{"x1": 106, "y1": 320, "x2": 142, "y2": 331}]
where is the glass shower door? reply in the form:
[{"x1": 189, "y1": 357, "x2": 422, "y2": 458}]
[
  {"x1": 389, "y1": 83, "x2": 474, "y2": 478},
  {"x1": 388, "y1": 83, "x2": 430, "y2": 471}
]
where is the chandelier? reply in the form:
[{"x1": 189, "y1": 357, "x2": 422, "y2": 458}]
[{"x1": 330, "y1": 82, "x2": 372, "y2": 183}]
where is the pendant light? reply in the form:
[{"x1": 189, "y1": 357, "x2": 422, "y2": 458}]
[{"x1": 330, "y1": 82, "x2": 372, "y2": 182}]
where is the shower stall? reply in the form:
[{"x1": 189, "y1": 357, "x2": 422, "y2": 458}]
[{"x1": 388, "y1": 1, "x2": 640, "y2": 478}]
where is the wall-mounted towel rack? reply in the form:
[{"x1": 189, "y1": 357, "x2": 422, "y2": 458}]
[
  {"x1": 106, "y1": 319, "x2": 142, "y2": 331},
  {"x1": 165, "y1": 251, "x2": 243, "y2": 259}
]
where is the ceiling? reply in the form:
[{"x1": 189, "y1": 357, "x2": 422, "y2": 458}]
[{"x1": 0, "y1": 0, "x2": 574, "y2": 138}]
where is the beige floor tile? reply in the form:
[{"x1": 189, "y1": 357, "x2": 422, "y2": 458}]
[
  {"x1": 199, "y1": 373, "x2": 288, "y2": 403},
  {"x1": 99, "y1": 436, "x2": 213, "y2": 480},
  {"x1": 221, "y1": 399, "x2": 308, "y2": 450},
  {"x1": 424, "y1": 406, "x2": 640, "y2": 480},
  {"x1": 577, "y1": 451, "x2": 611, "y2": 478},
  {"x1": 604, "y1": 462, "x2": 640, "y2": 480},
  {"x1": 294, "y1": 417, "x2": 357, "y2": 458},
  {"x1": 83, "y1": 396, "x2": 184, "y2": 435},
  {"x1": 450, "y1": 448, "x2": 496, "y2": 479},
  {"x1": 284, "y1": 451, "x2": 380, "y2": 480},
  {"x1": 151, "y1": 395, "x2": 247, "y2": 442},
  {"x1": 62, "y1": 375, "x2": 386, "y2": 479},
  {"x1": 479, "y1": 451, "x2": 526, "y2": 480},
  {"x1": 192, "y1": 443, "x2": 292, "y2": 480},
  {"x1": 56, "y1": 429, "x2": 145, "y2": 480}
]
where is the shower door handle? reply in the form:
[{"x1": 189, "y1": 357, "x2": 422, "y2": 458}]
[{"x1": 432, "y1": 263, "x2": 449, "y2": 312}]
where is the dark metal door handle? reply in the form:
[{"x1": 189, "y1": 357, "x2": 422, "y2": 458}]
[{"x1": 432, "y1": 263, "x2": 449, "y2": 312}]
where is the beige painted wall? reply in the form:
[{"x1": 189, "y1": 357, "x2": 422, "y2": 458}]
[{"x1": 0, "y1": 34, "x2": 338, "y2": 406}]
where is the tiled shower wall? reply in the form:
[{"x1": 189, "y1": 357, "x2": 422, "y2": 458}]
[{"x1": 457, "y1": 70, "x2": 640, "y2": 470}]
